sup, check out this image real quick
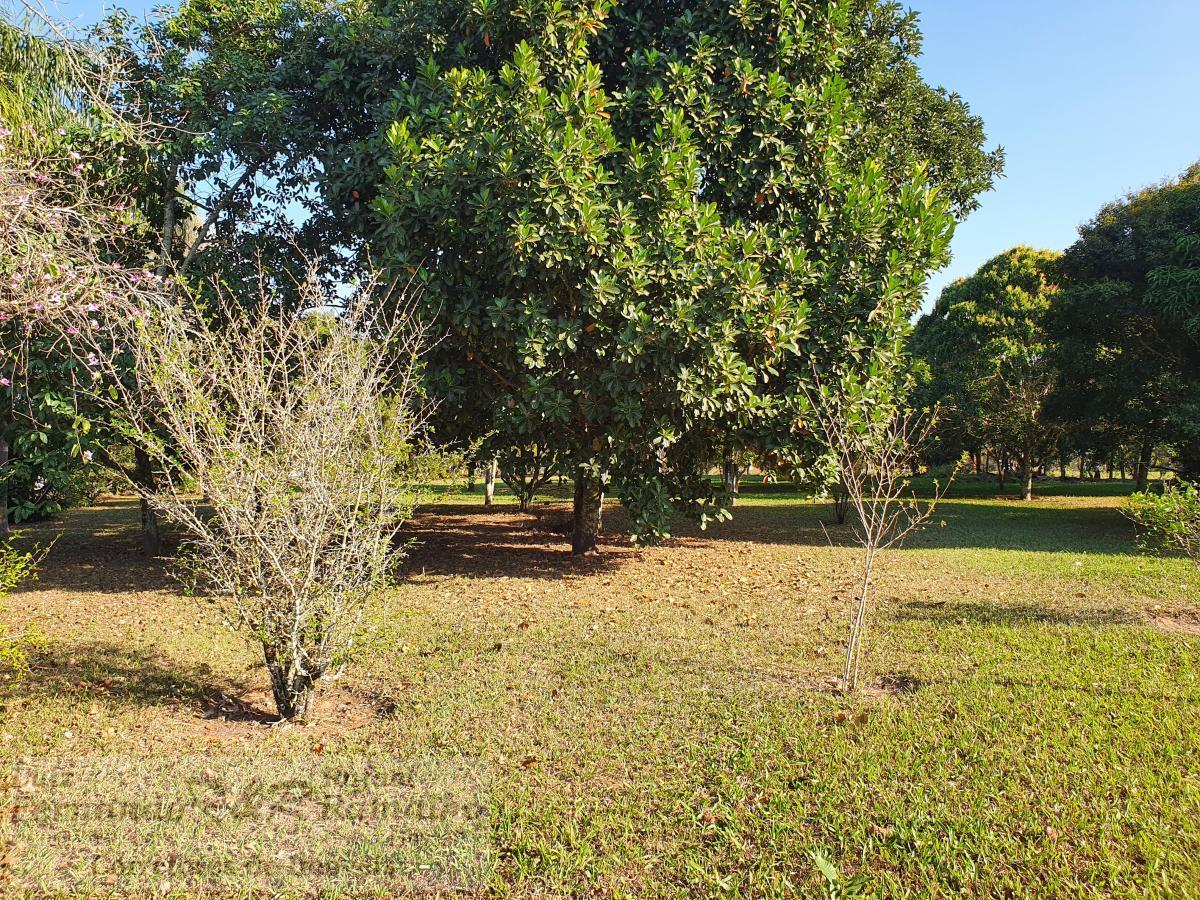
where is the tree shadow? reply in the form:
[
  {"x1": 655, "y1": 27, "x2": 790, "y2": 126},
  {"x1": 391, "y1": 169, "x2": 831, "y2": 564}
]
[
  {"x1": 401, "y1": 503, "x2": 636, "y2": 580},
  {"x1": 893, "y1": 598, "x2": 1140, "y2": 628},
  {"x1": 12, "y1": 497, "x2": 178, "y2": 595},
  {"x1": 685, "y1": 498, "x2": 1141, "y2": 556},
  {"x1": 11, "y1": 640, "x2": 260, "y2": 718}
]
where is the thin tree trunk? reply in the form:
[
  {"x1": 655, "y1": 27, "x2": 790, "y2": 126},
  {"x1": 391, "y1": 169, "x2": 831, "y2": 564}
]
[
  {"x1": 133, "y1": 446, "x2": 161, "y2": 557},
  {"x1": 844, "y1": 551, "x2": 875, "y2": 692},
  {"x1": 571, "y1": 469, "x2": 603, "y2": 555},
  {"x1": 1078, "y1": 456, "x2": 1086, "y2": 480},
  {"x1": 1135, "y1": 439, "x2": 1153, "y2": 492},
  {"x1": 484, "y1": 458, "x2": 497, "y2": 507},
  {"x1": 0, "y1": 434, "x2": 9, "y2": 540},
  {"x1": 723, "y1": 454, "x2": 740, "y2": 507},
  {"x1": 1058, "y1": 456, "x2": 1067, "y2": 479},
  {"x1": 1020, "y1": 448, "x2": 1033, "y2": 501},
  {"x1": 467, "y1": 463, "x2": 476, "y2": 493},
  {"x1": 263, "y1": 644, "x2": 315, "y2": 721}
]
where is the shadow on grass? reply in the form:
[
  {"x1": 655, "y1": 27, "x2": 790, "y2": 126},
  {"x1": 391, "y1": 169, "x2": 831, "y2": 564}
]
[
  {"x1": 12, "y1": 497, "x2": 178, "y2": 595},
  {"x1": 12, "y1": 640, "x2": 257, "y2": 716},
  {"x1": 401, "y1": 503, "x2": 637, "y2": 580},
  {"x1": 685, "y1": 498, "x2": 1141, "y2": 556},
  {"x1": 894, "y1": 598, "x2": 1139, "y2": 628}
]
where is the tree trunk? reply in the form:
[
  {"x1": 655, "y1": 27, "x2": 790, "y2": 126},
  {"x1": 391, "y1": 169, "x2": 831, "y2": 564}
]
[
  {"x1": 1058, "y1": 456, "x2": 1067, "y2": 479},
  {"x1": 1078, "y1": 456, "x2": 1086, "y2": 480},
  {"x1": 519, "y1": 494, "x2": 532, "y2": 513},
  {"x1": 973, "y1": 452, "x2": 982, "y2": 476},
  {"x1": 571, "y1": 470, "x2": 603, "y2": 555},
  {"x1": 0, "y1": 435, "x2": 9, "y2": 540},
  {"x1": 466, "y1": 462, "x2": 476, "y2": 493},
  {"x1": 1020, "y1": 450, "x2": 1033, "y2": 502},
  {"x1": 263, "y1": 644, "x2": 316, "y2": 721},
  {"x1": 133, "y1": 446, "x2": 161, "y2": 557},
  {"x1": 1135, "y1": 439, "x2": 1153, "y2": 492},
  {"x1": 843, "y1": 551, "x2": 875, "y2": 692},
  {"x1": 483, "y1": 458, "x2": 497, "y2": 507},
  {"x1": 723, "y1": 455, "x2": 740, "y2": 506},
  {"x1": 997, "y1": 454, "x2": 1007, "y2": 492}
]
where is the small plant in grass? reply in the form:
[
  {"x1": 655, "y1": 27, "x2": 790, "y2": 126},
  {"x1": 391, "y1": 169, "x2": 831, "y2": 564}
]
[
  {"x1": 1127, "y1": 481, "x2": 1200, "y2": 573},
  {"x1": 96, "y1": 268, "x2": 452, "y2": 721},
  {"x1": 804, "y1": 378, "x2": 953, "y2": 692},
  {"x1": 0, "y1": 542, "x2": 45, "y2": 682}
]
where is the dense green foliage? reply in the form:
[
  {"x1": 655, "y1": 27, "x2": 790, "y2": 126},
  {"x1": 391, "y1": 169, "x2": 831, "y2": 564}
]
[
  {"x1": 1127, "y1": 480, "x2": 1200, "y2": 570},
  {"x1": 913, "y1": 246, "x2": 1060, "y2": 498},
  {"x1": 351, "y1": 0, "x2": 985, "y2": 546},
  {"x1": 916, "y1": 162, "x2": 1200, "y2": 498},
  {"x1": 1050, "y1": 163, "x2": 1200, "y2": 482}
]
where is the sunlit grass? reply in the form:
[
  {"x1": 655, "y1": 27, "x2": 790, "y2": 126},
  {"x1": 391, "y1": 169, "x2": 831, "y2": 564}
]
[{"x1": 1, "y1": 487, "x2": 1198, "y2": 896}]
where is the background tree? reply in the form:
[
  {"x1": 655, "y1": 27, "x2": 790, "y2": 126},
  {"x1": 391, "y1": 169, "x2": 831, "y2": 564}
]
[
  {"x1": 912, "y1": 247, "x2": 1061, "y2": 499},
  {"x1": 1049, "y1": 162, "x2": 1200, "y2": 488},
  {"x1": 1, "y1": 5, "x2": 162, "y2": 534}
]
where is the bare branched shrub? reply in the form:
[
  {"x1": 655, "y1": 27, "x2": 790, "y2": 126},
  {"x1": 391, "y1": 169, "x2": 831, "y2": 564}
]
[
  {"x1": 805, "y1": 382, "x2": 953, "y2": 692},
  {"x1": 91, "y1": 269, "x2": 450, "y2": 720}
]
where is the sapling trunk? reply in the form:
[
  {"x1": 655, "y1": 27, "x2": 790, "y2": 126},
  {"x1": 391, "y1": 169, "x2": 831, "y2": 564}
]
[{"x1": 843, "y1": 551, "x2": 875, "y2": 691}]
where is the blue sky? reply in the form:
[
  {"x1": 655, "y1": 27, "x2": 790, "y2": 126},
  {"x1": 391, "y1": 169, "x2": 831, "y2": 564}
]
[
  {"x1": 49, "y1": 0, "x2": 1200, "y2": 311},
  {"x1": 913, "y1": 0, "x2": 1200, "y2": 308}
]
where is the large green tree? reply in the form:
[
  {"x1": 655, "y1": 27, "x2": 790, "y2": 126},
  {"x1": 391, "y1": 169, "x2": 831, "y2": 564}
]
[
  {"x1": 913, "y1": 246, "x2": 1061, "y2": 500},
  {"x1": 107, "y1": 0, "x2": 1000, "y2": 551},
  {"x1": 1049, "y1": 163, "x2": 1200, "y2": 488},
  {"x1": 370, "y1": 0, "x2": 963, "y2": 551}
]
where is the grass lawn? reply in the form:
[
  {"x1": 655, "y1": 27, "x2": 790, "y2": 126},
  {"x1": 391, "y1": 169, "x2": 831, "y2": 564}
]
[{"x1": 2, "y1": 480, "x2": 1199, "y2": 897}]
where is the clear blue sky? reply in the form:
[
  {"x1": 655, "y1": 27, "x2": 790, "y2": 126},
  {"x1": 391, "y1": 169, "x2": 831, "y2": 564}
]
[
  {"x1": 49, "y1": 0, "x2": 1200, "y2": 311},
  {"x1": 913, "y1": 0, "x2": 1200, "y2": 308}
]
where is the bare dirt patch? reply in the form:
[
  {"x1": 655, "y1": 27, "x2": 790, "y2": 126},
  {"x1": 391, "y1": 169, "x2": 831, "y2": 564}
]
[{"x1": 1147, "y1": 609, "x2": 1200, "y2": 636}]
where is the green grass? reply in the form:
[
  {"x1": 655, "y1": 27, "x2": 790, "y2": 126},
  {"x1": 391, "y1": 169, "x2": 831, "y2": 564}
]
[{"x1": 1, "y1": 487, "x2": 1198, "y2": 897}]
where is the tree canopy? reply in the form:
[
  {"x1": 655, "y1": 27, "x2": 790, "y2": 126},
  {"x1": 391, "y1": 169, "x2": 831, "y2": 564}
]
[
  {"x1": 361, "y1": 0, "x2": 979, "y2": 549},
  {"x1": 1049, "y1": 163, "x2": 1200, "y2": 484},
  {"x1": 913, "y1": 246, "x2": 1060, "y2": 498}
]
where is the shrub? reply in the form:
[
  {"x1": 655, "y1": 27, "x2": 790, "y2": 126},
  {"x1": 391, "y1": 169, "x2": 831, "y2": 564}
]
[
  {"x1": 0, "y1": 542, "x2": 45, "y2": 682},
  {"x1": 1127, "y1": 482, "x2": 1200, "y2": 571},
  {"x1": 99, "y1": 271, "x2": 453, "y2": 721}
]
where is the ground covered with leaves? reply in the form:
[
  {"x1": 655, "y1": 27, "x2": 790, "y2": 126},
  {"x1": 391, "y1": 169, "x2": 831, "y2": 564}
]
[{"x1": 2, "y1": 479, "x2": 1198, "y2": 897}]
